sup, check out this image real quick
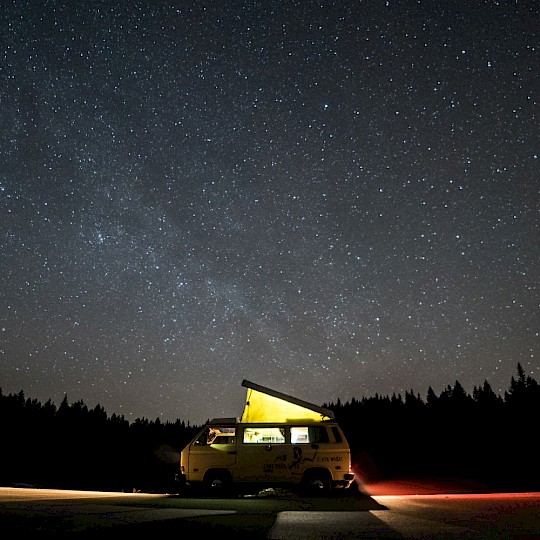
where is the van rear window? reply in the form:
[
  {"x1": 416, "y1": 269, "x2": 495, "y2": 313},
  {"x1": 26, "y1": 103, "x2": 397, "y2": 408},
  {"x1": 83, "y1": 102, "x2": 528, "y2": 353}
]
[{"x1": 331, "y1": 426, "x2": 343, "y2": 443}]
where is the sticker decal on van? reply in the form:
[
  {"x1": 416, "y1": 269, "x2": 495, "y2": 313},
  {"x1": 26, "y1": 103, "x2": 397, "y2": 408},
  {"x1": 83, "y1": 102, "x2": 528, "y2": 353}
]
[{"x1": 290, "y1": 446, "x2": 317, "y2": 470}]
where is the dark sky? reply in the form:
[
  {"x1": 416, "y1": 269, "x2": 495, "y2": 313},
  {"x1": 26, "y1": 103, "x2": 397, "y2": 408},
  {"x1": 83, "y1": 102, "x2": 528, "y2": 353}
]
[{"x1": 1, "y1": 0, "x2": 538, "y2": 425}]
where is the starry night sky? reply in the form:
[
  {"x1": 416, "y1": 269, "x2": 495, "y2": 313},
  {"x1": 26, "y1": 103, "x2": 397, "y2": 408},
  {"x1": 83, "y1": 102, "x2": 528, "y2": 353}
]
[{"x1": 1, "y1": 1, "x2": 538, "y2": 425}]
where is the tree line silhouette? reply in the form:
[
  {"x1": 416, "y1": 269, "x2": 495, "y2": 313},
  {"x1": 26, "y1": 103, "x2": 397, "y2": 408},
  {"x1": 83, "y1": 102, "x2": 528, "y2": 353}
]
[
  {"x1": 326, "y1": 363, "x2": 539, "y2": 491},
  {"x1": 0, "y1": 393, "x2": 199, "y2": 493},
  {"x1": 0, "y1": 363, "x2": 538, "y2": 492}
]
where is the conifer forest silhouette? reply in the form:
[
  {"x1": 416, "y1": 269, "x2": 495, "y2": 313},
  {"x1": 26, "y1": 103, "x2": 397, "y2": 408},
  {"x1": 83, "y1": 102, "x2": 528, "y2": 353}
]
[{"x1": 1, "y1": 363, "x2": 538, "y2": 493}]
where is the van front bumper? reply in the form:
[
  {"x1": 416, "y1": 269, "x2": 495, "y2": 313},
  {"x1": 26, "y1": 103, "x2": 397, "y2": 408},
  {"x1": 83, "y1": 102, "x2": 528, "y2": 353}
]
[{"x1": 174, "y1": 473, "x2": 187, "y2": 486}]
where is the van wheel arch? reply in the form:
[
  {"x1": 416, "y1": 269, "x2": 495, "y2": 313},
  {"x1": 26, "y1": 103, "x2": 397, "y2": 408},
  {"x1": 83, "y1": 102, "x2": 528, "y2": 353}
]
[
  {"x1": 301, "y1": 468, "x2": 332, "y2": 495},
  {"x1": 203, "y1": 469, "x2": 233, "y2": 494}
]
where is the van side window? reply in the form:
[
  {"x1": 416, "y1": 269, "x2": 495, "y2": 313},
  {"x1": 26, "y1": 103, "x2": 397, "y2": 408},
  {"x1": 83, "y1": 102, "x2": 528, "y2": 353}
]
[
  {"x1": 331, "y1": 426, "x2": 343, "y2": 443},
  {"x1": 311, "y1": 426, "x2": 330, "y2": 443},
  {"x1": 291, "y1": 426, "x2": 329, "y2": 444},
  {"x1": 208, "y1": 427, "x2": 235, "y2": 444},
  {"x1": 195, "y1": 426, "x2": 236, "y2": 445},
  {"x1": 243, "y1": 427, "x2": 285, "y2": 444},
  {"x1": 211, "y1": 435, "x2": 235, "y2": 445}
]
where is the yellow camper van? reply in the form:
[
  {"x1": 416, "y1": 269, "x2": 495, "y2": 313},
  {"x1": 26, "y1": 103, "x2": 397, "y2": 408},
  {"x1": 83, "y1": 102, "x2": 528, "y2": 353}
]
[{"x1": 178, "y1": 380, "x2": 355, "y2": 494}]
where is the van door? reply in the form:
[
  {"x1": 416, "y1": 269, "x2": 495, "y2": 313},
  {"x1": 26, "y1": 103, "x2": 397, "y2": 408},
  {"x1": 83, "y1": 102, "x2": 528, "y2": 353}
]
[{"x1": 185, "y1": 425, "x2": 237, "y2": 481}]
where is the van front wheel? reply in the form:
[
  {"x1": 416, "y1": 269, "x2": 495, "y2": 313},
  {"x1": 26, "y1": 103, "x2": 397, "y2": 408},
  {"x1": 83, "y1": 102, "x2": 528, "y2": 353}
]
[{"x1": 203, "y1": 470, "x2": 232, "y2": 495}]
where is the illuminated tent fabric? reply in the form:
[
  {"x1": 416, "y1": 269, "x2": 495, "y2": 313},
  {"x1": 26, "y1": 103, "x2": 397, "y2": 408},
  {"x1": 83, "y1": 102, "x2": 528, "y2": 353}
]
[{"x1": 239, "y1": 380, "x2": 334, "y2": 423}]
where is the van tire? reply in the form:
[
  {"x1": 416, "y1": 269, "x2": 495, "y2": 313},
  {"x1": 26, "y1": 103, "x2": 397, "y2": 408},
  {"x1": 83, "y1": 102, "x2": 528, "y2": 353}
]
[
  {"x1": 203, "y1": 470, "x2": 232, "y2": 495},
  {"x1": 302, "y1": 469, "x2": 331, "y2": 495}
]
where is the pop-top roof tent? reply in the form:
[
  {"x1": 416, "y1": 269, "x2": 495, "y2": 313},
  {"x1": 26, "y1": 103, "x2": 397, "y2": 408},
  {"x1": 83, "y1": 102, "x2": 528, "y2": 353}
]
[{"x1": 239, "y1": 379, "x2": 334, "y2": 423}]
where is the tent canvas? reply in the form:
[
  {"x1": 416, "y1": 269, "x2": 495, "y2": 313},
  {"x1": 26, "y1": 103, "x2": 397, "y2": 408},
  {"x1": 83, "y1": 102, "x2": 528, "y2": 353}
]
[{"x1": 239, "y1": 379, "x2": 334, "y2": 423}]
